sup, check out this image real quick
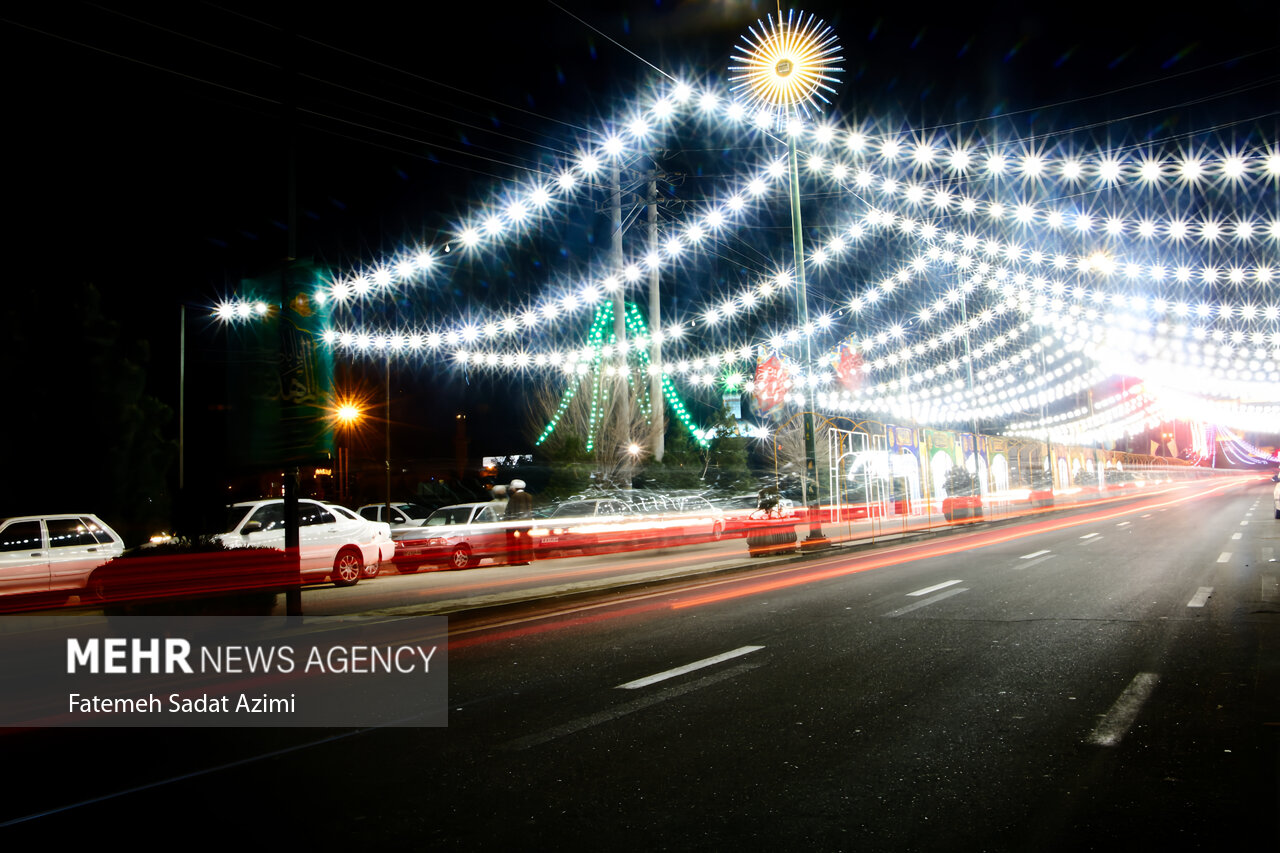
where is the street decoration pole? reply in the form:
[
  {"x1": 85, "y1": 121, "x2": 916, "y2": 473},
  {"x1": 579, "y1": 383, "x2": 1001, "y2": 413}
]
[
  {"x1": 786, "y1": 135, "x2": 827, "y2": 544},
  {"x1": 730, "y1": 8, "x2": 841, "y2": 548}
]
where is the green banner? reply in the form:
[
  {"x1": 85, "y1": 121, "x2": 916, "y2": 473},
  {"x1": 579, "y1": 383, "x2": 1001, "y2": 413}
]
[{"x1": 226, "y1": 259, "x2": 334, "y2": 469}]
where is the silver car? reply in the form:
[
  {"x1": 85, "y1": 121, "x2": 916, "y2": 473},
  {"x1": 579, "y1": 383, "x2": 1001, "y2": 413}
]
[
  {"x1": 392, "y1": 502, "x2": 511, "y2": 571},
  {"x1": 0, "y1": 513, "x2": 125, "y2": 598}
]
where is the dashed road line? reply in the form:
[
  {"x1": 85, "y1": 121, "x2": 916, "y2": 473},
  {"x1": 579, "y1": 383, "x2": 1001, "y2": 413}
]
[
  {"x1": 1116, "y1": 521, "x2": 1131, "y2": 527},
  {"x1": 908, "y1": 580, "x2": 963, "y2": 597},
  {"x1": 1217, "y1": 552, "x2": 1232, "y2": 563},
  {"x1": 1016, "y1": 554, "x2": 1057, "y2": 570},
  {"x1": 1087, "y1": 672, "x2": 1160, "y2": 747},
  {"x1": 883, "y1": 587, "x2": 969, "y2": 618},
  {"x1": 1020, "y1": 550, "x2": 1051, "y2": 559},
  {"x1": 1080, "y1": 533, "x2": 1100, "y2": 539},
  {"x1": 1187, "y1": 587, "x2": 1213, "y2": 608},
  {"x1": 616, "y1": 645, "x2": 764, "y2": 690},
  {"x1": 1231, "y1": 532, "x2": 1242, "y2": 540},
  {"x1": 509, "y1": 660, "x2": 764, "y2": 750}
]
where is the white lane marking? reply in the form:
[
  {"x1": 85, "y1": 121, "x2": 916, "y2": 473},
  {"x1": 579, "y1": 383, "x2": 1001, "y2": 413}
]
[
  {"x1": 1262, "y1": 576, "x2": 1278, "y2": 602},
  {"x1": 1080, "y1": 533, "x2": 1101, "y2": 539},
  {"x1": 1240, "y1": 521, "x2": 1249, "y2": 526},
  {"x1": 1217, "y1": 552, "x2": 1232, "y2": 563},
  {"x1": 1187, "y1": 587, "x2": 1213, "y2": 608},
  {"x1": 1116, "y1": 522, "x2": 1131, "y2": 527},
  {"x1": 883, "y1": 588, "x2": 969, "y2": 617},
  {"x1": 1141, "y1": 514, "x2": 1153, "y2": 518},
  {"x1": 1088, "y1": 672, "x2": 1160, "y2": 747},
  {"x1": 909, "y1": 580, "x2": 962, "y2": 597},
  {"x1": 1016, "y1": 554, "x2": 1058, "y2": 570},
  {"x1": 616, "y1": 645, "x2": 764, "y2": 690},
  {"x1": 1020, "y1": 550, "x2": 1051, "y2": 559},
  {"x1": 1231, "y1": 532, "x2": 1242, "y2": 540},
  {"x1": 511, "y1": 660, "x2": 764, "y2": 749}
]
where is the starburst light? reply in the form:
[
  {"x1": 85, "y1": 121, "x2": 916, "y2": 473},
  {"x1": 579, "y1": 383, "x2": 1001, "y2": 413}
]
[{"x1": 728, "y1": 9, "x2": 842, "y2": 117}]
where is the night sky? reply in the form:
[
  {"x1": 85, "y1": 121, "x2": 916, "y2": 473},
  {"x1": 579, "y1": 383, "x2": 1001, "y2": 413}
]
[{"x1": 4, "y1": 1, "x2": 1278, "y2": 504}]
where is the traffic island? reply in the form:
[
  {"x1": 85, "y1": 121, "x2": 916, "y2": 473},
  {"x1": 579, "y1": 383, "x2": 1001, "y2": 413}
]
[
  {"x1": 744, "y1": 516, "x2": 799, "y2": 557},
  {"x1": 942, "y1": 496, "x2": 984, "y2": 521}
]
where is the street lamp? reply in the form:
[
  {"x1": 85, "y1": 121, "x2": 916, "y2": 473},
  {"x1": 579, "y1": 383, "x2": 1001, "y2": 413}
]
[
  {"x1": 182, "y1": 299, "x2": 270, "y2": 492},
  {"x1": 332, "y1": 399, "x2": 364, "y2": 505},
  {"x1": 730, "y1": 9, "x2": 841, "y2": 549}
]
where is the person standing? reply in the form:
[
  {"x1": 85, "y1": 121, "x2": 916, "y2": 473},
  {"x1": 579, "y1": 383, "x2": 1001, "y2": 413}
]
[
  {"x1": 488, "y1": 483, "x2": 508, "y2": 515},
  {"x1": 504, "y1": 479, "x2": 534, "y2": 565}
]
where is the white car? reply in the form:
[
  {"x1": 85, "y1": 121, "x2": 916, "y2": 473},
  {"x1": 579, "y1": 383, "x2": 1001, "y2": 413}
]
[
  {"x1": 358, "y1": 502, "x2": 432, "y2": 527},
  {"x1": 215, "y1": 499, "x2": 381, "y2": 587},
  {"x1": 0, "y1": 513, "x2": 125, "y2": 598},
  {"x1": 325, "y1": 503, "x2": 394, "y2": 578}
]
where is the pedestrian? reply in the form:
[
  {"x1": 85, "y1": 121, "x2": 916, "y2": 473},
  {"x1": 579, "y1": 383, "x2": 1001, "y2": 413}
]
[
  {"x1": 488, "y1": 483, "x2": 508, "y2": 515},
  {"x1": 504, "y1": 479, "x2": 534, "y2": 565}
]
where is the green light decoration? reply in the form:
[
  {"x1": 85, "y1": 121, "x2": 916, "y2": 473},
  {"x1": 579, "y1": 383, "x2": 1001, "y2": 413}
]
[{"x1": 536, "y1": 300, "x2": 710, "y2": 451}]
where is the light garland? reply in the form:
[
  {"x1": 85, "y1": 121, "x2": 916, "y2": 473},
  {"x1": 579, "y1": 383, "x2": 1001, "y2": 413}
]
[{"x1": 216, "y1": 69, "x2": 1280, "y2": 439}]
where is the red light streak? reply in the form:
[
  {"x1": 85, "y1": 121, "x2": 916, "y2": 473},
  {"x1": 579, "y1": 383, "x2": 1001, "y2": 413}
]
[
  {"x1": 449, "y1": 475, "x2": 1258, "y2": 648},
  {"x1": 671, "y1": 477, "x2": 1251, "y2": 610}
]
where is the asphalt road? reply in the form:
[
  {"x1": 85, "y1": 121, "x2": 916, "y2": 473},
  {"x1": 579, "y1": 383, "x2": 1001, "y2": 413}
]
[
  {"x1": 271, "y1": 481, "x2": 1205, "y2": 618},
  {"x1": 3, "y1": 477, "x2": 1276, "y2": 849}
]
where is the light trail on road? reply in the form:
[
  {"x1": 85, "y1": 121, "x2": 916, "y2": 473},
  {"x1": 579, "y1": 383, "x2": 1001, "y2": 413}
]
[{"x1": 449, "y1": 476, "x2": 1258, "y2": 647}]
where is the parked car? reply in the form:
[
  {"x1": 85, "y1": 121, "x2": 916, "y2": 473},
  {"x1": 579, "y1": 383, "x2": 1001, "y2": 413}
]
[
  {"x1": 392, "y1": 502, "x2": 512, "y2": 571},
  {"x1": 214, "y1": 498, "x2": 381, "y2": 586},
  {"x1": 358, "y1": 502, "x2": 433, "y2": 527},
  {"x1": 0, "y1": 513, "x2": 125, "y2": 599},
  {"x1": 325, "y1": 503, "x2": 394, "y2": 577}
]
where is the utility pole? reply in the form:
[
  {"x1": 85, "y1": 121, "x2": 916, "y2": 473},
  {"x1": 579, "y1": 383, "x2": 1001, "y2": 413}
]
[
  {"x1": 281, "y1": 27, "x2": 301, "y2": 618},
  {"x1": 647, "y1": 169, "x2": 664, "y2": 462},
  {"x1": 385, "y1": 350, "x2": 391, "y2": 524},
  {"x1": 960, "y1": 291, "x2": 982, "y2": 495},
  {"x1": 610, "y1": 159, "x2": 631, "y2": 487}
]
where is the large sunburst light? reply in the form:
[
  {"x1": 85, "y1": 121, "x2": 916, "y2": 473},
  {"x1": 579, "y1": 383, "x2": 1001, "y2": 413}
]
[{"x1": 728, "y1": 8, "x2": 843, "y2": 116}]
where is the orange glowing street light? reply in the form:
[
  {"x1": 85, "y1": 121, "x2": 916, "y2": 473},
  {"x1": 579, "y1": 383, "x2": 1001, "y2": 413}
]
[
  {"x1": 331, "y1": 397, "x2": 367, "y2": 504},
  {"x1": 335, "y1": 402, "x2": 363, "y2": 426}
]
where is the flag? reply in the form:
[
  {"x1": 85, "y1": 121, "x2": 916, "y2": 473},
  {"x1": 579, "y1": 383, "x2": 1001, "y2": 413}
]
[
  {"x1": 753, "y1": 352, "x2": 792, "y2": 412},
  {"x1": 835, "y1": 343, "x2": 863, "y2": 392}
]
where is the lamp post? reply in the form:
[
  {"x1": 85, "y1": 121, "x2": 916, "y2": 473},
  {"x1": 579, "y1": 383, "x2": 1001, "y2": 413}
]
[
  {"x1": 730, "y1": 9, "x2": 841, "y2": 549},
  {"x1": 334, "y1": 401, "x2": 363, "y2": 505},
  {"x1": 385, "y1": 349, "x2": 391, "y2": 525},
  {"x1": 195, "y1": 298, "x2": 270, "y2": 494}
]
